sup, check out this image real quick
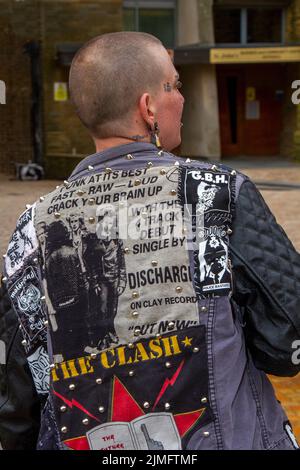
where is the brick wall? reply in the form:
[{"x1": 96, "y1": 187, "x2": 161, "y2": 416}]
[
  {"x1": 42, "y1": 0, "x2": 123, "y2": 178},
  {"x1": 0, "y1": 0, "x2": 40, "y2": 174},
  {"x1": 0, "y1": 0, "x2": 123, "y2": 177}
]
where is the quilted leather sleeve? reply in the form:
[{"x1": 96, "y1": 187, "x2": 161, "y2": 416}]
[
  {"x1": 230, "y1": 178, "x2": 300, "y2": 377},
  {"x1": 0, "y1": 280, "x2": 41, "y2": 449}
]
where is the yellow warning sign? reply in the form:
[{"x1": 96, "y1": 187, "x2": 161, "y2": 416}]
[
  {"x1": 246, "y1": 87, "x2": 256, "y2": 101},
  {"x1": 54, "y1": 82, "x2": 68, "y2": 102},
  {"x1": 210, "y1": 46, "x2": 300, "y2": 64}
]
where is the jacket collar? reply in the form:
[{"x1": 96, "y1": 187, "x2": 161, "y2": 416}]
[{"x1": 70, "y1": 142, "x2": 157, "y2": 178}]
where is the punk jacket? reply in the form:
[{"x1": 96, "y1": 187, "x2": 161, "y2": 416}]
[{"x1": 0, "y1": 142, "x2": 300, "y2": 450}]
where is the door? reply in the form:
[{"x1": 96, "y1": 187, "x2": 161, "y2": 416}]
[
  {"x1": 217, "y1": 67, "x2": 244, "y2": 156},
  {"x1": 217, "y1": 64, "x2": 284, "y2": 157}
]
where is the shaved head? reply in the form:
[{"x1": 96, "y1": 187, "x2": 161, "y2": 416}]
[{"x1": 69, "y1": 32, "x2": 166, "y2": 138}]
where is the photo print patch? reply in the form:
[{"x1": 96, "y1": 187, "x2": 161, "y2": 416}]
[{"x1": 179, "y1": 167, "x2": 235, "y2": 299}]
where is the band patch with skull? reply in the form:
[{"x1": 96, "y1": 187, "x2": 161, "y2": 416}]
[
  {"x1": 179, "y1": 167, "x2": 235, "y2": 298},
  {"x1": 8, "y1": 265, "x2": 47, "y2": 345}
]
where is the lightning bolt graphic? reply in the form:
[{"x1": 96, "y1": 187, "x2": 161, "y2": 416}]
[
  {"x1": 53, "y1": 390, "x2": 100, "y2": 423},
  {"x1": 152, "y1": 360, "x2": 185, "y2": 411}
]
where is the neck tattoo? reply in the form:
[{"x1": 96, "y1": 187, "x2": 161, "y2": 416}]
[{"x1": 129, "y1": 134, "x2": 149, "y2": 141}]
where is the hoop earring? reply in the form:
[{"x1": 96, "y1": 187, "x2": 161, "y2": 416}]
[{"x1": 150, "y1": 122, "x2": 162, "y2": 149}]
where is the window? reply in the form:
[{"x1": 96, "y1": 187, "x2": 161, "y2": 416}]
[
  {"x1": 214, "y1": 9, "x2": 241, "y2": 44},
  {"x1": 214, "y1": 6, "x2": 285, "y2": 45},
  {"x1": 247, "y1": 8, "x2": 282, "y2": 43},
  {"x1": 123, "y1": 1, "x2": 176, "y2": 49}
]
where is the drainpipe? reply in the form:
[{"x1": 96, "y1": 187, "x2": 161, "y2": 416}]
[{"x1": 23, "y1": 40, "x2": 44, "y2": 167}]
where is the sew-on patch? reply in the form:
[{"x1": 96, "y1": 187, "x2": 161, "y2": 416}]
[
  {"x1": 8, "y1": 265, "x2": 47, "y2": 344},
  {"x1": 5, "y1": 205, "x2": 38, "y2": 277},
  {"x1": 35, "y1": 167, "x2": 200, "y2": 360},
  {"x1": 183, "y1": 169, "x2": 231, "y2": 215},
  {"x1": 87, "y1": 412, "x2": 181, "y2": 450},
  {"x1": 27, "y1": 345, "x2": 50, "y2": 394},
  {"x1": 50, "y1": 325, "x2": 213, "y2": 450},
  {"x1": 179, "y1": 167, "x2": 235, "y2": 298}
]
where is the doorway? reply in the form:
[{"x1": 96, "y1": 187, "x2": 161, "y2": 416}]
[{"x1": 217, "y1": 64, "x2": 284, "y2": 157}]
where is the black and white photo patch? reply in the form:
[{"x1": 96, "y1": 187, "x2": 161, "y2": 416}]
[
  {"x1": 183, "y1": 169, "x2": 231, "y2": 215},
  {"x1": 5, "y1": 205, "x2": 38, "y2": 277},
  {"x1": 197, "y1": 228, "x2": 232, "y2": 294},
  {"x1": 179, "y1": 167, "x2": 235, "y2": 299}
]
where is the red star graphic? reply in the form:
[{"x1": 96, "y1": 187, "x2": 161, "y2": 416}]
[{"x1": 64, "y1": 376, "x2": 205, "y2": 450}]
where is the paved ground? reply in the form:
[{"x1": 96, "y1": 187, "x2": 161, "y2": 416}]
[{"x1": 0, "y1": 164, "x2": 299, "y2": 442}]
